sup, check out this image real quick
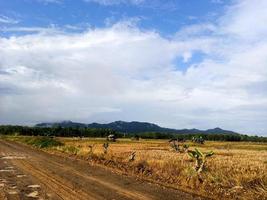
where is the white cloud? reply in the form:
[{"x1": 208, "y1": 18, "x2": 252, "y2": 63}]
[
  {"x1": 220, "y1": 0, "x2": 267, "y2": 40},
  {"x1": 0, "y1": 0, "x2": 267, "y2": 135},
  {"x1": 182, "y1": 52, "x2": 192, "y2": 63},
  {"x1": 0, "y1": 15, "x2": 19, "y2": 24},
  {"x1": 1, "y1": 26, "x2": 61, "y2": 34}
]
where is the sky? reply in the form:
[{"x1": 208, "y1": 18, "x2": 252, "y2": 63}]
[{"x1": 0, "y1": 0, "x2": 267, "y2": 135}]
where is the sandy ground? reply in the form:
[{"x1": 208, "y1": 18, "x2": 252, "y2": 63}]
[{"x1": 0, "y1": 139, "x2": 207, "y2": 200}]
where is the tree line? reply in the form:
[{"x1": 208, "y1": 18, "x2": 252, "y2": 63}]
[
  {"x1": 134, "y1": 132, "x2": 267, "y2": 142},
  {"x1": 0, "y1": 125, "x2": 266, "y2": 142},
  {"x1": 0, "y1": 125, "x2": 119, "y2": 138}
]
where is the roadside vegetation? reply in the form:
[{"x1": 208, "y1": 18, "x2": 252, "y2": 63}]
[{"x1": 2, "y1": 135, "x2": 63, "y2": 148}]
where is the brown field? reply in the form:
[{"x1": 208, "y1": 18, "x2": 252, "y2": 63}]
[
  {"x1": 3, "y1": 136, "x2": 267, "y2": 200},
  {"x1": 48, "y1": 138, "x2": 267, "y2": 200}
]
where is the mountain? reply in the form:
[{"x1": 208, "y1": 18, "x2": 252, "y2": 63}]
[
  {"x1": 205, "y1": 127, "x2": 237, "y2": 134},
  {"x1": 35, "y1": 120, "x2": 239, "y2": 135},
  {"x1": 35, "y1": 120, "x2": 87, "y2": 128},
  {"x1": 88, "y1": 121, "x2": 166, "y2": 133}
]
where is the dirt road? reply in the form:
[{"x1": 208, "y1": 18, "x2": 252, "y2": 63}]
[{"x1": 0, "y1": 139, "x2": 205, "y2": 200}]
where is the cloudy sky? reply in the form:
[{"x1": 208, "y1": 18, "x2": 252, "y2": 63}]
[{"x1": 0, "y1": 0, "x2": 267, "y2": 135}]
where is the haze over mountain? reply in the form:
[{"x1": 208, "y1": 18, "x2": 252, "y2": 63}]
[{"x1": 35, "y1": 120, "x2": 239, "y2": 135}]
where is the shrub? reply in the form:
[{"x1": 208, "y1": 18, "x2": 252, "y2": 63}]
[
  {"x1": 103, "y1": 143, "x2": 109, "y2": 154},
  {"x1": 24, "y1": 137, "x2": 63, "y2": 148},
  {"x1": 188, "y1": 148, "x2": 214, "y2": 173},
  {"x1": 128, "y1": 151, "x2": 136, "y2": 162},
  {"x1": 62, "y1": 146, "x2": 79, "y2": 155}
]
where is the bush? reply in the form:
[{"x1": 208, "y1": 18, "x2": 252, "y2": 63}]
[
  {"x1": 62, "y1": 146, "x2": 79, "y2": 155},
  {"x1": 24, "y1": 137, "x2": 63, "y2": 148}
]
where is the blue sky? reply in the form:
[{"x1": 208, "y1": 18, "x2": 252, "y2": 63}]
[
  {"x1": 0, "y1": 0, "x2": 228, "y2": 36},
  {"x1": 0, "y1": 0, "x2": 267, "y2": 135}
]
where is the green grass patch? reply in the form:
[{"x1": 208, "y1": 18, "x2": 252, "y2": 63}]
[{"x1": 22, "y1": 136, "x2": 63, "y2": 148}]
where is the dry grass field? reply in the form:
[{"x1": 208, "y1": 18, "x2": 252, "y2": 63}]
[{"x1": 47, "y1": 138, "x2": 267, "y2": 200}]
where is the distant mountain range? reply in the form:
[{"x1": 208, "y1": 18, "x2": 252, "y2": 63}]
[{"x1": 35, "y1": 120, "x2": 239, "y2": 135}]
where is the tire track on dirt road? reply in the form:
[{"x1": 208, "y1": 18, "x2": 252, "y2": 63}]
[{"x1": 13, "y1": 160, "x2": 98, "y2": 200}]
